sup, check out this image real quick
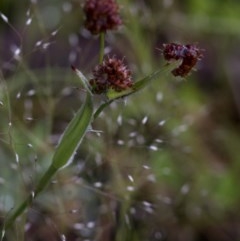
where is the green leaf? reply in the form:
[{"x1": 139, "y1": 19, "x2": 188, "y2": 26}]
[
  {"x1": 51, "y1": 92, "x2": 93, "y2": 169},
  {"x1": 106, "y1": 88, "x2": 134, "y2": 100},
  {"x1": 72, "y1": 66, "x2": 93, "y2": 95}
]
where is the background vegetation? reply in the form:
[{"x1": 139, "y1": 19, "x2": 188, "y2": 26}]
[{"x1": 1, "y1": 0, "x2": 240, "y2": 240}]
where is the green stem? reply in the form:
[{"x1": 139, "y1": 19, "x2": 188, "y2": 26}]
[
  {"x1": 3, "y1": 198, "x2": 30, "y2": 231},
  {"x1": 99, "y1": 32, "x2": 105, "y2": 63},
  {"x1": 34, "y1": 165, "x2": 58, "y2": 196},
  {"x1": 93, "y1": 99, "x2": 113, "y2": 120},
  {"x1": 3, "y1": 165, "x2": 57, "y2": 231}
]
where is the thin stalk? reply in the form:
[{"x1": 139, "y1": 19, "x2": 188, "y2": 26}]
[
  {"x1": 93, "y1": 99, "x2": 113, "y2": 120},
  {"x1": 99, "y1": 32, "x2": 105, "y2": 63},
  {"x1": 3, "y1": 165, "x2": 57, "y2": 230}
]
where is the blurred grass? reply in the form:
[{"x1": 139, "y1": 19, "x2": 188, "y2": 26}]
[{"x1": 1, "y1": 0, "x2": 240, "y2": 240}]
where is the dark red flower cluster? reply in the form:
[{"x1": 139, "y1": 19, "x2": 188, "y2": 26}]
[
  {"x1": 83, "y1": 0, "x2": 122, "y2": 35},
  {"x1": 163, "y1": 43, "x2": 203, "y2": 77},
  {"x1": 89, "y1": 57, "x2": 133, "y2": 94}
]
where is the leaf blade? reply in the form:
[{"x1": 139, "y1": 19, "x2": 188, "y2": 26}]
[{"x1": 51, "y1": 93, "x2": 93, "y2": 169}]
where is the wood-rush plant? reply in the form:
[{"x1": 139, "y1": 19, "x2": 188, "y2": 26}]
[{"x1": 0, "y1": 0, "x2": 203, "y2": 238}]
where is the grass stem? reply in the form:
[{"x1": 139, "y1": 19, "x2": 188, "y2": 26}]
[{"x1": 99, "y1": 32, "x2": 105, "y2": 63}]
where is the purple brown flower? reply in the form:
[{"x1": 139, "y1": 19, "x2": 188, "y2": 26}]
[
  {"x1": 83, "y1": 0, "x2": 122, "y2": 35},
  {"x1": 89, "y1": 57, "x2": 133, "y2": 94},
  {"x1": 163, "y1": 43, "x2": 203, "y2": 77}
]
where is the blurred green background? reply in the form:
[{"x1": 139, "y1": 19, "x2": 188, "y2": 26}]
[{"x1": 1, "y1": 0, "x2": 240, "y2": 240}]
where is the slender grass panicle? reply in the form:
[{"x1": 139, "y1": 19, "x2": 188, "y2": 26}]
[
  {"x1": 83, "y1": 0, "x2": 122, "y2": 35},
  {"x1": 162, "y1": 43, "x2": 203, "y2": 77},
  {"x1": 89, "y1": 57, "x2": 133, "y2": 94}
]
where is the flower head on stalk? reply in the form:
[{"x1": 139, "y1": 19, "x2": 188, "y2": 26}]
[
  {"x1": 162, "y1": 43, "x2": 203, "y2": 77},
  {"x1": 89, "y1": 57, "x2": 133, "y2": 94},
  {"x1": 83, "y1": 0, "x2": 122, "y2": 35}
]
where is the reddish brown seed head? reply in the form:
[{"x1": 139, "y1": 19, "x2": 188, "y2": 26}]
[
  {"x1": 83, "y1": 0, "x2": 122, "y2": 35},
  {"x1": 89, "y1": 57, "x2": 133, "y2": 94},
  {"x1": 163, "y1": 43, "x2": 203, "y2": 77}
]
